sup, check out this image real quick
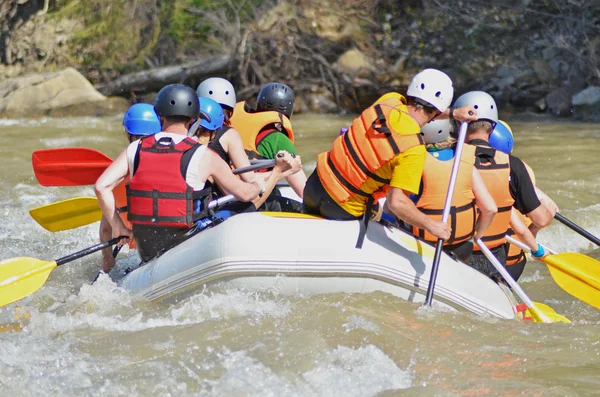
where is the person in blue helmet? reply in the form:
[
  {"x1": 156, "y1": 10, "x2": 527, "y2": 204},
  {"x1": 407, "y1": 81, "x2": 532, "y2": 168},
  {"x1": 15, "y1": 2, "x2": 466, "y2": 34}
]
[
  {"x1": 98, "y1": 103, "x2": 161, "y2": 276},
  {"x1": 488, "y1": 120, "x2": 559, "y2": 280}
]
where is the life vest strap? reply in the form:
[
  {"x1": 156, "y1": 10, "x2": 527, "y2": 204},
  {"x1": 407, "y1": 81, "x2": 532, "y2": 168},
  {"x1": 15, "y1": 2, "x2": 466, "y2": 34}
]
[
  {"x1": 481, "y1": 231, "x2": 508, "y2": 243},
  {"x1": 355, "y1": 196, "x2": 375, "y2": 249},
  {"x1": 419, "y1": 200, "x2": 476, "y2": 244},
  {"x1": 327, "y1": 154, "x2": 370, "y2": 198},
  {"x1": 498, "y1": 205, "x2": 512, "y2": 213},
  {"x1": 342, "y1": 131, "x2": 391, "y2": 185}
]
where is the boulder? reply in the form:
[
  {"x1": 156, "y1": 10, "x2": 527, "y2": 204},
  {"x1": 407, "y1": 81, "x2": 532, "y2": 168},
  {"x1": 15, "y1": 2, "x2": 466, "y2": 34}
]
[
  {"x1": 335, "y1": 48, "x2": 375, "y2": 77},
  {"x1": 572, "y1": 86, "x2": 600, "y2": 122},
  {"x1": 0, "y1": 67, "x2": 106, "y2": 116},
  {"x1": 529, "y1": 59, "x2": 558, "y2": 84}
]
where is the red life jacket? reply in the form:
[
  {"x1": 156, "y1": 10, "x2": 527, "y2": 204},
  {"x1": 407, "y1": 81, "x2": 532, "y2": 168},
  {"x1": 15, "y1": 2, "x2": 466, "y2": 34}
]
[{"x1": 126, "y1": 136, "x2": 212, "y2": 228}]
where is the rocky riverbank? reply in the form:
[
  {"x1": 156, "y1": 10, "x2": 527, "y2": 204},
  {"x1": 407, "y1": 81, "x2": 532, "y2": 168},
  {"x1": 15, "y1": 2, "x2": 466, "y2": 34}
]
[{"x1": 1, "y1": 0, "x2": 599, "y2": 120}]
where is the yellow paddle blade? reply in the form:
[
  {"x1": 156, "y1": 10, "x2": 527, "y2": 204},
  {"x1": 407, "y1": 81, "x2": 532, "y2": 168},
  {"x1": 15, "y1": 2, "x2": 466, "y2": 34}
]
[
  {"x1": 29, "y1": 197, "x2": 102, "y2": 232},
  {"x1": 529, "y1": 301, "x2": 571, "y2": 323},
  {"x1": 0, "y1": 257, "x2": 57, "y2": 307},
  {"x1": 544, "y1": 253, "x2": 600, "y2": 310}
]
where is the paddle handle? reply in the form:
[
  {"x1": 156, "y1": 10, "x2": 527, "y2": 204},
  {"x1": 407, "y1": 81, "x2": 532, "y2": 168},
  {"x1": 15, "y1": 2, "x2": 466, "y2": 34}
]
[
  {"x1": 555, "y1": 213, "x2": 600, "y2": 247},
  {"x1": 424, "y1": 121, "x2": 468, "y2": 306},
  {"x1": 55, "y1": 237, "x2": 122, "y2": 266},
  {"x1": 233, "y1": 160, "x2": 275, "y2": 175},
  {"x1": 475, "y1": 238, "x2": 550, "y2": 323},
  {"x1": 506, "y1": 235, "x2": 557, "y2": 255}
]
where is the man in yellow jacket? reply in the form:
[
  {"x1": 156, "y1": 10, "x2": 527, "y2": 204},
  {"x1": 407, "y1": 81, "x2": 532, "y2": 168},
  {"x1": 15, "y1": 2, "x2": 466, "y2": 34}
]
[{"x1": 303, "y1": 68, "x2": 477, "y2": 243}]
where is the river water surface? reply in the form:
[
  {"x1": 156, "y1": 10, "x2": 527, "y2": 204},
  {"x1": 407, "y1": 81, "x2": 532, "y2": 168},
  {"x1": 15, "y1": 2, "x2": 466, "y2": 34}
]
[{"x1": 0, "y1": 114, "x2": 599, "y2": 396}]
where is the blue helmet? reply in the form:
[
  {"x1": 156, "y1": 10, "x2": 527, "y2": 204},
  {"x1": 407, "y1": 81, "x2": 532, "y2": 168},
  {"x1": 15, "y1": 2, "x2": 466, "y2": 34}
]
[
  {"x1": 122, "y1": 103, "x2": 161, "y2": 136},
  {"x1": 489, "y1": 120, "x2": 514, "y2": 154},
  {"x1": 198, "y1": 97, "x2": 225, "y2": 131}
]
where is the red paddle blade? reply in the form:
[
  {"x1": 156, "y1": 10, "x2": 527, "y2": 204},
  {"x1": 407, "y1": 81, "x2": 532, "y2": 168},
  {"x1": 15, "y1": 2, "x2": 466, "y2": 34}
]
[{"x1": 32, "y1": 148, "x2": 113, "y2": 186}]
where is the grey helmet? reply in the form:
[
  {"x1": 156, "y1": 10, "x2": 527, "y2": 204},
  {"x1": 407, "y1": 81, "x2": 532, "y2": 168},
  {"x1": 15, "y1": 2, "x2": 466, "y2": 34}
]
[
  {"x1": 420, "y1": 119, "x2": 451, "y2": 144},
  {"x1": 196, "y1": 77, "x2": 236, "y2": 110},
  {"x1": 154, "y1": 84, "x2": 199, "y2": 120},
  {"x1": 256, "y1": 82, "x2": 295, "y2": 119},
  {"x1": 453, "y1": 91, "x2": 498, "y2": 124}
]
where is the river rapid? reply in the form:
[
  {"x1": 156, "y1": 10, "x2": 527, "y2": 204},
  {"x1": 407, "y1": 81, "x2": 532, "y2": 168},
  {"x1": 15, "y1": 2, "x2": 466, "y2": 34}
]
[{"x1": 0, "y1": 114, "x2": 599, "y2": 396}]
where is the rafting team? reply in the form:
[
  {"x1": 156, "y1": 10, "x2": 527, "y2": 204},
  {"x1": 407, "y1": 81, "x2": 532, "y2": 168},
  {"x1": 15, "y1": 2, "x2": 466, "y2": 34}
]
[{"x1": 94, "y1": 68, "x2": 559, "y2": 285}]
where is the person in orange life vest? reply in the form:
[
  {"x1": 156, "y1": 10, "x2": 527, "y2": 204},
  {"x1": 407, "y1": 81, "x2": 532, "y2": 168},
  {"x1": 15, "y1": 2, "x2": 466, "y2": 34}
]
[
  {"x1": 410, "y1": 119, "x2": 498, "y2": 262},
  {"x1": 196, "y1": 78, "x2": 261, "y2": 185},
  {"x1": 303, "y1": 68, "x2": 477, "y2": 242},
  {"x1": 454, "y1": 91, "x2": 555, "y2": 277},
  {"x1": 230, "y1": 82, "x2": 308, "y2": 199},
  {"x1": 94, "y1": 84, "x2": 299, "y2": 263},
  {"x1": 489, "y1": 121, "x2": 559, "y2": 281},
  {"x1": 98, "y1": 103, "x2": 161, "y2": 275}
]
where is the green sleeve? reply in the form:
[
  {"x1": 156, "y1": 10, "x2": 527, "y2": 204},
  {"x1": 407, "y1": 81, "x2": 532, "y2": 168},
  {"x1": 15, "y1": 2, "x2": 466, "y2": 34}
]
[{"x1": 256, "y1": 132, "x2": 297, "y2": 159}]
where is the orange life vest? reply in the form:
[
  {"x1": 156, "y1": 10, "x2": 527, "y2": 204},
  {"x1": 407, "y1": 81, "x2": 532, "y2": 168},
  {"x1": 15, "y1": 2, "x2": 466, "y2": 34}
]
[
  {"x1": 413, "y1": 145, "x2": 477, "y2": 245},
  {"x1": 229, "y1": 101, "x2": 294, "y2": 156},
  {"x1": 472, "y1": 144, "x2": 515, "y2": 250},
  {"x1": 113, "y1": 178, "x2": 136, "y2": 249},
  {"x1": 315, "y1": 96, "x2": 424, "y2": 205},
  {"x1": 506, "y1": 162, "x2": 536, "y2": 265}
]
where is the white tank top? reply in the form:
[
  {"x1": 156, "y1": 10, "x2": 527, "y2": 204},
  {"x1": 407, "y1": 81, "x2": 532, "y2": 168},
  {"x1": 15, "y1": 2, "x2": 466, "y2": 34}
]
[{"x1": 126, "y1": 132, "x2": 208, "y2": 190}]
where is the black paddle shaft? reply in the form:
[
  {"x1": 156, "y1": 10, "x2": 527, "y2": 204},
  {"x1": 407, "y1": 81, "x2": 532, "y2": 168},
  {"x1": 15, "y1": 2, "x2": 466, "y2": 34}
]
[
  {"x1": 55, "y1": 237, "x2": 122, "y2": 266},
  {"x1": 555, "y1": 213, "x2": 600, "y2": 247},
  {"x1": 424, "y1": 239, "x2": 445, "y2": 304}
]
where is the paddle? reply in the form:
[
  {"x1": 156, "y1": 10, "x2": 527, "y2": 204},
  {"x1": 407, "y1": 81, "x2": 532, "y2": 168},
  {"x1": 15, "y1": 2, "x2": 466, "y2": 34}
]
[
  {"x1": 506, "y1": 235, "x2": 600, "y2": 310},
  {"x1": 475, "y1": 238, "x2": 551, "y2": 323},
  {"x1": 424, "y1": 121, "x2": 468, "y2": 306},
  {"x1": 32, "y1": 146, "x2": 274, "y2": 187},
  {"x1": 29, "y1": 197, "x2": 102, "y2": 232},
  {"x1": 0, "y1": 237, "x2": 122, "y2": 307},
  {"x1": 555, "y1": 213, "x2": 600, "y2": 247},
  {"x1": 32, "y1": 148, "x2": 114, "y2": 187},
  {"x1": 2, "y1": 190, "x2": 244, "y2": 308},
  {"x1": 28, "y1": 160, "x2": 277, "y2": 232}
]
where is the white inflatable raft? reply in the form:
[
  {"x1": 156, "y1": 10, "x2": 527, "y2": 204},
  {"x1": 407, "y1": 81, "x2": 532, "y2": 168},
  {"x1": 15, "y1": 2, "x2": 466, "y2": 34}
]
[{"x1": 115, "y1": 211, "x2": 519, "y2": 320}]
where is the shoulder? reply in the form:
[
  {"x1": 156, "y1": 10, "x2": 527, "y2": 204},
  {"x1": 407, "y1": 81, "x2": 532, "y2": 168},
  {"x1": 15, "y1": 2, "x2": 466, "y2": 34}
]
[{"x1": 390, "y1": 145, "x2": 426, "y2": 166}]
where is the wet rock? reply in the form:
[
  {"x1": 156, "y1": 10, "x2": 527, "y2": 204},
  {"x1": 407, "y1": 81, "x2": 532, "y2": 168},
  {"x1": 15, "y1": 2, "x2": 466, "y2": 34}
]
[
  {"x1": 0, "y1": 67, "x2": 106, "y2": 116},
  {"x1": 534, "y1": 97, "x2": 547, "y2": 112},
  {"x1": 304, "y1": 89, "x2": 339, "y2": 113},
  {"x1": 572, "y1": 86, "x2": 600, "y2": 122}
]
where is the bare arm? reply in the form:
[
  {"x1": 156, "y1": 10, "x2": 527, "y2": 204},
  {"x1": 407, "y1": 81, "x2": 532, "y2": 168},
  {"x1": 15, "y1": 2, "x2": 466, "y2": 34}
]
[
  {"x1": 509, "y1": 209, "x2": 538, "y2": 251},
  {"x1": 471, "y1": 168, "x2": 497, "y2": 239},
  {"x1": 386, "y1": 187, "x2": 450, "y2": 241},
  {"x1": 204, "y1": 150, "x2": 261, "y2": 202},
  {"x1": 525, "y1": 204, "x2": 553, "y2": 229},
  {"x1": 94, "y1": 149, "x2": 132, "y2": 242},
  {"x1": 285, "y1": 168, "x2": 307, "y2": 198},
  {"x1": 222, "y1": 128, "x2": 256, "y2": 183},
  {"x1": 251, "y1": 152, "x2": 301, "y2": 208}
]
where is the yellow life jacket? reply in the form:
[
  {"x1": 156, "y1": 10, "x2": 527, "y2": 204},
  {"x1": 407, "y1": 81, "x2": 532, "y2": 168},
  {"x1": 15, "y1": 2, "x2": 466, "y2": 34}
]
[{"x1": 229, "y1": 101, "x2": 294, "y2": 156}]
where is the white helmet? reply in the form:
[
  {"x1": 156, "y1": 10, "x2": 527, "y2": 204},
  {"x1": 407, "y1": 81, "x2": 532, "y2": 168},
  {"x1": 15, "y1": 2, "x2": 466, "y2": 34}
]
[
  {"x1": 406, "y1": 68, "x2": 454, "y2": 112},
  {"x1": 453, "y1": 91, "x2": 498, "y2": 124},
  {"x1": 420, "y1": 119, "x2": 451, "y2": 144},
  {"x1": 196, "y1": 77, "x2": 236, "y2": 109}
]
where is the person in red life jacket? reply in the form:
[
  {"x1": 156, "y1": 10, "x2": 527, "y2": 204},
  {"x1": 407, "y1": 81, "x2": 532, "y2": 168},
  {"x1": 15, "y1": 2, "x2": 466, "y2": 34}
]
[
  {"x1": 410, "y1": 119, "x2": 498, "y2": 262},
  {"x1": 303, "y1": 69, "x2": 477, "y2": 245},
  {"x1": 94, "y1": 84, "x2": 300, "y2": 263},
  {"x1": 98, "y1": 103, "x2": 161, "y2": 276},
  {"x1": 489, "y1": 120, "x2": 559, "y2": 280},
  {"x1": 230, "y1": 82, "x2": 308, "y2": 200},
  {"x1": 453, "y1": 91, "x2": 555, "y2": 278}
]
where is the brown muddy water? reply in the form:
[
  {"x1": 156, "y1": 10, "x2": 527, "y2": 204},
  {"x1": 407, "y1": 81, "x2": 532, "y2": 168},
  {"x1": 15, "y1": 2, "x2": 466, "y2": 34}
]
[{"x1": 0, "y1": 114, "x2": 599, "y2": 396}]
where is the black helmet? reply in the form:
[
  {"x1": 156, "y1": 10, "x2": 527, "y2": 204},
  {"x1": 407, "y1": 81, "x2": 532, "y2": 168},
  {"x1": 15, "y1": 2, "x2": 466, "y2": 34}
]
[
  {"x1": 154, "y1": 84, "x2": 199, "y2": 120},
  {"x1": 256, "y1": 82, "x2": 295, "y2": 119}
]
